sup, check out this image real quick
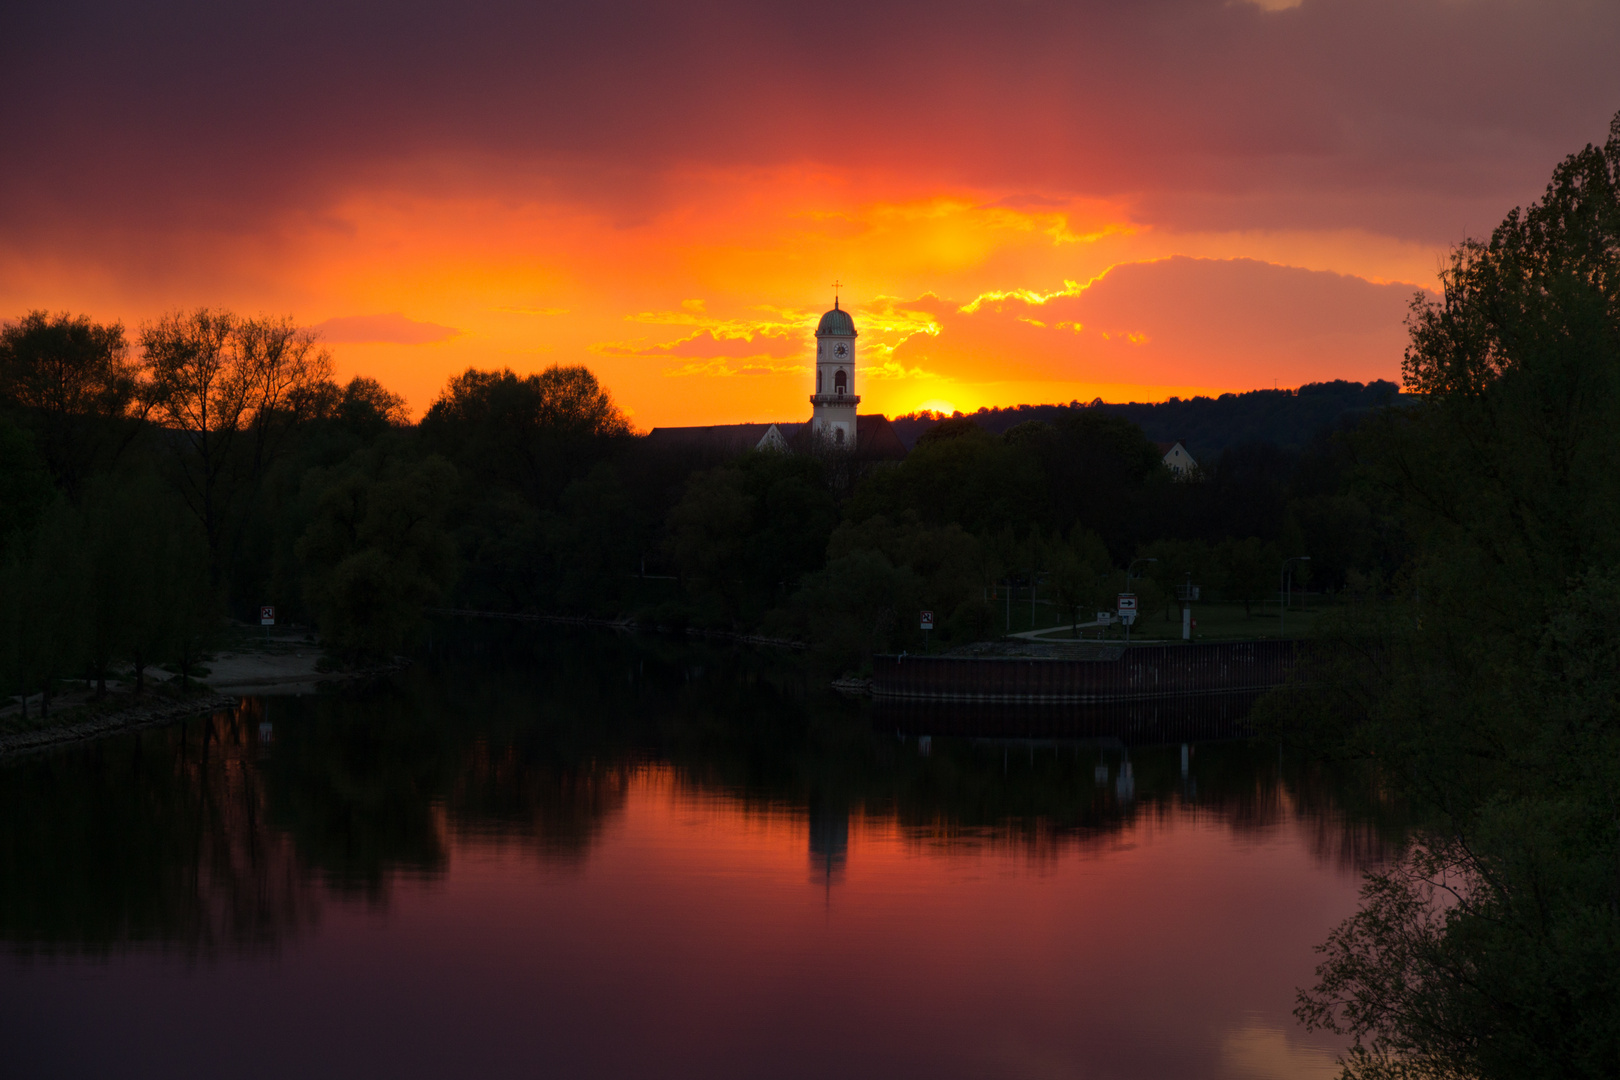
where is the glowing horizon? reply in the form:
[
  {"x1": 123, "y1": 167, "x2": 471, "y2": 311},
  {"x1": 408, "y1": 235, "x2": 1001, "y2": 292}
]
[{"x1": 3, "y1": 0, "x2": 1615, "y2": 426}]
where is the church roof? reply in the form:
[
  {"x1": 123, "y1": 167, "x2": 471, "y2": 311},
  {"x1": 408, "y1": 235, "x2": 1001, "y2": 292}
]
[
  {"x1": 815, "y1": 304, "x2": 856, "y2": 337},
  {"x1": 643, "y1": 422, "x2": 802, "y2": 456},
  {"x1": 785, "y1": 414, "x2": 909, "y2": 460},
  {"x1": 643, "y1": 416, "x2": 907, "y2": 462},
  {"x1": 855, "y1": 414, "x2": 909, "y2": 459}
]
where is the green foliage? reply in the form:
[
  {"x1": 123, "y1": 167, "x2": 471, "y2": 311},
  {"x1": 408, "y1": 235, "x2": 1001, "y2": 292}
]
[
  {"x1": 0, "y1": 310, "x2": 140, "y2": 492},
  {"x1": 1049, "y1": 526, "x2": 1113, "y2": 629},
  {"x1": 296, "y1": 450, "x2": 457, "y2": 661},
  {"x1": 1215, "y1": 536, "x2": 1283, "y2": 615},
  {"x1": 1140, "y1": 537, "x2": 1216, "y2": 619},
  {"x1": 420, "y1": 364, "x2": 637, "y2": 613},
  {"x1": 770, "y1": 514, "x2": 998, "y2": 663},
  {"x1": 0, "y1": 473, "x2": 216, "y2": 709},
  {"x1": 847, "y1": 420, "x2": 1046, "y2": 535},
  {"x1": 781, "y1": 548, "x2": 923, "y2": 669},
  {"x1": 0, "y1": 499, "x2": 89, "y2": 715},
  {"x1": 666, "y1": 452, "x2": 839, "y2": 623},
  {"x1": 1296, "y1": 573, "x2": 1620, "y2": 1079},
  {"x1": 548, "y1": 463, "x2": 642, "y2": 613},
  {"x1": 829, "y1": 515, "x2": 988, "y2": 625},
  {"x1": 420, "y1": 364, "x2": 631, "y2": 508},
  {"x1": 139, "y1": 308, "x2": 334, "y2": 572},
  {"x1": 326, "y1": 375, "x2": 410, "y2": 438},
  {"x1": 0, "y1": 276, "x2": 1424, "y2": 697},
  {"x1": 0, "y1": 414, "x2": 54, "y2": 558},
  {"x1": 1286, "y1": 113, "x2": 1620, "y2": 1080},
  {"x1": 95, "y1": 472, "x2": 216, "y2": 693},
  {"x1": 893, "y1": 380, "x2": 1401, "y2": 460}
]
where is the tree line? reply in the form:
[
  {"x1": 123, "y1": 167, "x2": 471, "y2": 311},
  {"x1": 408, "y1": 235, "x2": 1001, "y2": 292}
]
[
  {"x1": 2, "y1": 300, "x2": 1404, "y2": 710},
  {"x1": 890, "y1": 378, "x2": 1402, "y2": 457}
]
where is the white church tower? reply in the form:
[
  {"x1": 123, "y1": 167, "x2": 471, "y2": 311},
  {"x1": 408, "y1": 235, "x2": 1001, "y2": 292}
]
[{"x1": 810, "y1": 296, "x2": 858, "y2": 449}]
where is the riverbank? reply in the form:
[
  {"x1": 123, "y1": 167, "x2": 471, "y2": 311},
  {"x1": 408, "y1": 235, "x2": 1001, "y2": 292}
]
[
  {"x1": 871, "y1": 640, "x2": 1302, "y2": 702},
  {"x1": 428, "y1": 607, "x2": 807, "y2": 650},
  {"x1": 0, "y1": 688, "x2": 237, "y2": 758},
  {"x1": 0, "y1": 630, "x2": 408, "y2": 759}
]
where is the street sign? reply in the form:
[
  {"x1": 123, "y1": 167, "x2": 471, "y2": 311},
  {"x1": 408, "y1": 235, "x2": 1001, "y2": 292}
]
[
  {"x1": 1116, "y1": 593, "x2": 1137, "y2": 613},
  {"x1": 260, "y1": 605, "x2": 275, "y2": 627},
  {"x1": 920, "y1": 610, "x2": 934, "y2": 630}
]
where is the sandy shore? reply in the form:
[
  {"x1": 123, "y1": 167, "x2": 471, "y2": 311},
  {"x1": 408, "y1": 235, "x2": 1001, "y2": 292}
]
[
  {"x1": 0, "y1": 633, "x2": 394, "y2": 759},
  {"x1": 201, "y1": 646, "x2": 332, "y2": 695}
]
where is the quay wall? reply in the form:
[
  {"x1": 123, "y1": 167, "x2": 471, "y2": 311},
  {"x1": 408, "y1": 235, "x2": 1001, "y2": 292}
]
[{"x1": 871, "y1": 641, "x2": 1300, "y2": 703}]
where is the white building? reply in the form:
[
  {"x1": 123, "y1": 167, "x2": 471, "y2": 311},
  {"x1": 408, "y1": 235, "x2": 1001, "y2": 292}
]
[
  {"x1": 809, "y1": 300, "x2": 858, "y2": 450},
  {"x1": 644, "y1": 298, "x2": 907, "y2": 460},
  {"x1": 1157, "y1": 440, "x2": 1198, "y2": 476}
]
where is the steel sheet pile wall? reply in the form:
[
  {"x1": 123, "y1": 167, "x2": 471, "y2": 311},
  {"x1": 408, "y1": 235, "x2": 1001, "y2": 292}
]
[
  {"x1": 876, "y1": 690, "x2": 1268, "y2": 742},
  {"x1": 871, "y1": 641, "x2": 1300, "y2": 702}
]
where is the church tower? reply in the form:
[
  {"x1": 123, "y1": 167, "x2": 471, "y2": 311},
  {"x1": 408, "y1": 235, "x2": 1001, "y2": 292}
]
[{"x1": 810, "y1": 297, "x2": 858, "y2": 449}]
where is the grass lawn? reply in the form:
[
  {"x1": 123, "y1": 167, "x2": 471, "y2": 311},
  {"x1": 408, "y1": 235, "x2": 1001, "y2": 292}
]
[
  {"x1": 1006, "y1": 593, "x2": 1326, "y2": 643},
  {"x1": 1113, "y1": 600, "x2": 1322, "y2": 642}
]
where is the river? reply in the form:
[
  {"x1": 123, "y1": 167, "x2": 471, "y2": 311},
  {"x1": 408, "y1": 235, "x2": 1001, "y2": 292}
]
[{"x1": 0, "y1": 626, "x2": 1396, "y2": 1079}]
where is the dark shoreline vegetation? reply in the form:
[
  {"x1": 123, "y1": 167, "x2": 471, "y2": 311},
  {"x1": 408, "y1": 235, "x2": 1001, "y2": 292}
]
[
  {"x1": 2, "y1": 116, "x2": 1617, "y2": 1079},
  {"x1": 0, "y1": 310, "x2": 1402, "y2": 700}
]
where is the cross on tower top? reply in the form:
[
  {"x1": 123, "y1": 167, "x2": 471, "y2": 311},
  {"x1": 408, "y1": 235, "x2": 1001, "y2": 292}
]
[{"x1": 832, "y1": 279, "x2": 841, "y2": 309}]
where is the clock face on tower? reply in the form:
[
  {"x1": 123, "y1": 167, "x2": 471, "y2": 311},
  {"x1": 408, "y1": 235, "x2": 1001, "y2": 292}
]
[{"x1": 833, "y1": 342, "x2": 848, "y2": 359}]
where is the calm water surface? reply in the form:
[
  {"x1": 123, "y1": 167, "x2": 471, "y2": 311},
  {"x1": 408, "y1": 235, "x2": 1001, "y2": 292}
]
[{"x1": 0, "y1": 629, "x2": 1394, "y2": 1079}]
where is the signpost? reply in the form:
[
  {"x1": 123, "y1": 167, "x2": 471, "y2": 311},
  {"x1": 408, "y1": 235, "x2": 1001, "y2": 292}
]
[
  {"x1": 1177, "y1": 579, "x2": 1201, "y2": 641},
  {"x1": 920, "y1": 610, "x2": 934, "y2": 653},
  {"x1": 1117, "y1": 593, "x2": 1137, "y2": 641},
  {"x1": 261, "y1": 605, "x2": 275, "y2": 639}
]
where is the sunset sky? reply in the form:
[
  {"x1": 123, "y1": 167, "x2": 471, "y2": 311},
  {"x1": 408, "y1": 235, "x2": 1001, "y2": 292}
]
[{"x1": 2, "y1": 0, "x2": 1617, "y2": 427}]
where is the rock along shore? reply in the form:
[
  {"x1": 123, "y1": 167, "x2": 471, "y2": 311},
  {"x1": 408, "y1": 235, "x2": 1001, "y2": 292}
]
[{"x1": 0, "y1": 691, "x2": 239, "y2": 760}]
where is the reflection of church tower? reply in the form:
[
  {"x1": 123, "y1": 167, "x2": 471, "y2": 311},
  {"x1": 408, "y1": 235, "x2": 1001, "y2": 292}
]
[
  {"x1": 810, "y1": 298, "x2": 858, "y2": 449},
  {"x1": 808, "y1": 795, "x2": 849, "y2": 886}
]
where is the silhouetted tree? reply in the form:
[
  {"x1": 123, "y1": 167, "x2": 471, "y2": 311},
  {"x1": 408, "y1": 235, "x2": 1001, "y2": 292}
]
[
  {"x1": 296, "y1": 448, "x2": 457, "y2": 661},
  {"x1": 139, "y1": 309, "x2": 332, "y2": 573},
  {"x1": 420, "y1": 364, "x2": 630, "y2": 508},
  {"x1": 0, "y1": 310, "x2": 143, "y2": 491},
  {"x1": 1291, "y1": 112, "x2": 1620, "y2": 1080}
]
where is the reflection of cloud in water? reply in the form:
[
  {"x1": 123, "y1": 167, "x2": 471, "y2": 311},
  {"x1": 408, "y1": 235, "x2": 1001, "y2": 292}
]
[{"x1": 1219, "y1": 1021, "x2": 1341, "y2": 1079}]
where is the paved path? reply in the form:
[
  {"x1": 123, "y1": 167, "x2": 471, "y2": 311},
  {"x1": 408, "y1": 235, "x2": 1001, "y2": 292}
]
[{"x1": 1008, "y1": 619, "x2": 1108, "y2": 641}]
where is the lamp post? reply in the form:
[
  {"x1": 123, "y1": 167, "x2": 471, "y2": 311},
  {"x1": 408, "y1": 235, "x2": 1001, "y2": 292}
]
[
  {"x1": 1280, "y1": 556, "x2": 1310, "y2": 637},
  {"x1": 1124, "y1": 557, "x2": 1157, "y2": 643}
]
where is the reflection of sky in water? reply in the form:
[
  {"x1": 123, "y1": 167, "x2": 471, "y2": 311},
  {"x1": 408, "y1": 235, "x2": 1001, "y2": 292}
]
[
  {"x1": 0, "y1": 632, "x2": 1386, "y2": 1079},
  {"x1": 3, "y1": 762, "x2": 1358, "y2": 1078}
]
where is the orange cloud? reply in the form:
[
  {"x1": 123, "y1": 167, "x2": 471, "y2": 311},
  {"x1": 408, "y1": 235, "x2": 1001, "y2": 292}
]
[
  {"x1": 4, "y1": 0, "x2": 1615, "y2": 428},
  {"x1": 889, "y1": 257, "x2": 1423, "y2": 396}
]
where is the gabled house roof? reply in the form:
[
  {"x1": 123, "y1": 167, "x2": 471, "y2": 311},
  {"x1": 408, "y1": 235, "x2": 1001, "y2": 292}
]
[
  {"x1": 643, "y1": 415, "x2": 909, "y2": 462},
  {"x1": 643, "y1": 422, "x2": 803, "y2": 455},
  {"x1": 1155, "y1": 439, "x2": 1198, "y2": 474}
]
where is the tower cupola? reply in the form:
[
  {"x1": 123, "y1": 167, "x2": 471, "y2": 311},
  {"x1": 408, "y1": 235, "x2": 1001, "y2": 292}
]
[{"x1": 810, "y1": 295, "x2": 859, "y2": 449}]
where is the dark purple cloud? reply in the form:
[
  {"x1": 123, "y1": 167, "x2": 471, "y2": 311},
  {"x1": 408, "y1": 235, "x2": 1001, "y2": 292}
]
[{"x1": 1, "y1": 0, "x2": 1616, "y2": 253}]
